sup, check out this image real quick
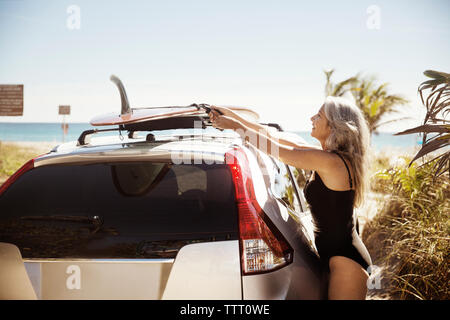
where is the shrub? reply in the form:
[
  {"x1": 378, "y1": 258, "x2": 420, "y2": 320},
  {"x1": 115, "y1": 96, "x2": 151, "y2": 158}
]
[{"x1": 363, "y1": 158, "x2": 449, "y2": 299}]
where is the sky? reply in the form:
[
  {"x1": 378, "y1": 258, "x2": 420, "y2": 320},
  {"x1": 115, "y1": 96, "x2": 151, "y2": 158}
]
[{"x1": 0, "y1": 0, "x2": 449, "y2": 132}]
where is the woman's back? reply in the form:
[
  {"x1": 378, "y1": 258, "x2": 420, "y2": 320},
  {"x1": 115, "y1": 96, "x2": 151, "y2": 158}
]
[{"x1": 303, "y1": 151, "x2": 371, "y2": 271}]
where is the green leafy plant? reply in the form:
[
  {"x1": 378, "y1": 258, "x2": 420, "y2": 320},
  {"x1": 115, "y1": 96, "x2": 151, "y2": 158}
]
[{"x1": 395, "y1": 70, "x2": 450, "y2": 179}]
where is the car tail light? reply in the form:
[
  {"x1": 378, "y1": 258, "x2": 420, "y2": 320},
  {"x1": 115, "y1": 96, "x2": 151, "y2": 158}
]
[
  {"x1": 0, "y1": 158, "x2": 35, "y2": 196},
  {"x1": 225, "y1": 147, "x2": 293, "y2": 275}
]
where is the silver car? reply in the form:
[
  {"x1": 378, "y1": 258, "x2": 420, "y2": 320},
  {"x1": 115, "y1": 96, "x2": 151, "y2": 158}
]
[
  {"x1": 0, "y1": 77, "x2": 327, "y2": 299},
  {"x1": 0, "y1": 123, "x2": 326, "y2": 300}
]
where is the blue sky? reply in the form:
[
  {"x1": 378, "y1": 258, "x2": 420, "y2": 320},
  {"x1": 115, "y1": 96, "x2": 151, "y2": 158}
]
[{"x1": 0, "y1": 0, "x2": 449, "y2": 132}]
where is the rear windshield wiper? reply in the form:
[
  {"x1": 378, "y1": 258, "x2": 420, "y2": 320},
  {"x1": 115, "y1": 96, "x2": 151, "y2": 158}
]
[{"x1": 20, "y1": 215, "x2": 103, "y2": 234}]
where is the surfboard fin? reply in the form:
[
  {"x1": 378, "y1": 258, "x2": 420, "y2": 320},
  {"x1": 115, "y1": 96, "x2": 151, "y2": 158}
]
[{"x1": 110, "y1": 75, "x2": 131, "y2": 115}]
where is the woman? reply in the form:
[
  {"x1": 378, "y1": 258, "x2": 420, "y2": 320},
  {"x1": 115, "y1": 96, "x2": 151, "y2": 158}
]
[{"x1": 209, "y1": 96, "x2": 373, "y2": 300}]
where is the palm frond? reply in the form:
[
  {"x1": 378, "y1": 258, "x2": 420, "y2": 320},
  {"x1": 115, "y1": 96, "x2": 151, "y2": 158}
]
[
  {"x1": 433, "y1": 153, "x2": 450, "y2": 179},
  {"x1": 409, "y1": 138, "x2": 449, "y2": 164},
  {"x1": 395, "y1": 124, "x2": 449, "y2": 135},
  {"x1": 332, "y1": 76, "x2": 359, "y2": 97},
  {"x1": 423, "y1": 70, "x2": 450, "y2": 81},
  {"x1": 373, "y1": 117, "x2": 414, "y2": 131}
]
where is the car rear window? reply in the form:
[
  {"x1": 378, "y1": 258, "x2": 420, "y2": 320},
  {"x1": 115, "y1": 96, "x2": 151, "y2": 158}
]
[{"x1": 0, "y1": 162, "x2": 238, "y2": 259}]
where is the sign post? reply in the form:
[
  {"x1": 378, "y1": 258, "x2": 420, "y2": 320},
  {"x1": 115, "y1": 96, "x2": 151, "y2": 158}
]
[
  {"x1": 59, "y1": 105, "x2": 71, "y2": 142},
  {"x1": 0, "y1": 85, "x2": 24, "y2": 116}
]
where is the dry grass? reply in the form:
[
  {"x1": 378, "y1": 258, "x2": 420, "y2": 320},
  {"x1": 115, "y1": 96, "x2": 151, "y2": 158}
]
[
  {"x1": 0, "y1": 141, "x2": 53, "y2": 184},
  {"x1": 362, "y1": 153, "x2": 450, "y2": 300}
]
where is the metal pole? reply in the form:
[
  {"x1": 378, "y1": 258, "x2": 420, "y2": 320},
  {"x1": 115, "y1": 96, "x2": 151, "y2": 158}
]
[{"x1": 62, "y1": 114, "x2": 66, "y2": 143}]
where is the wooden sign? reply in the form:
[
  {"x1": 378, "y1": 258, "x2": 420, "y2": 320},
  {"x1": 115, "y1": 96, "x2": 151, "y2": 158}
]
[
  {"x1": 0, "y1": 85, "x2": 23, "y2": 116},
  {"x1": 59, "y1": 105, "x2": 71, "y2": 115}
]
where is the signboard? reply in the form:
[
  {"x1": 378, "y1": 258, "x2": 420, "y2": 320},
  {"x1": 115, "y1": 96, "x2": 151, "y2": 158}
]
[
  {"x1": 0, "y1": 85, "x2": 24, "y2": 116},
  {"x1": 59, "y1": 105, "x2": 71, "y2": 115}
]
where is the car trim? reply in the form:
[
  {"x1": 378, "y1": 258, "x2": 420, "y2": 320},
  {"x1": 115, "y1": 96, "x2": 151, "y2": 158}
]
[
  {"x1": 24, "y1": 258, "x2": 175, "y2": 263},
  {"x1": 33, "y1": 151, "x2": 229, "y2": 167}
]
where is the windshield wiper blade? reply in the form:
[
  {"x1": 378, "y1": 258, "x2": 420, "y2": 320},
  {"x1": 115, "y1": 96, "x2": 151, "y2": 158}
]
[{"x1": 20, "y1": 215, "x2": 103, "y2": 234}]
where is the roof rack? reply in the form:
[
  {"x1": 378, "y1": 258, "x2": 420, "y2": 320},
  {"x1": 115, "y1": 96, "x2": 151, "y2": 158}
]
[
  {"x1": 77, "y1": 127, "x2": 123, "y2": 146},
  {"x1": 77, "y1": 118, "x2": 285, "y2": 146},
  {"x1": 77, "y1": 114, "x2": 217, "y2": 146}
]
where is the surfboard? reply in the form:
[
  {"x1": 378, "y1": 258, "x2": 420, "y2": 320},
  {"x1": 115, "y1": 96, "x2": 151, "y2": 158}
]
[
  {"x1": 90, "y1": 105, "x2": 260, "y2": 126},
  {"x1": 91, "y1": 75, "x2": 260, "y2": 126},
  {"x1": 90, "y1": 106, "x2": 203, "y2": 126}
]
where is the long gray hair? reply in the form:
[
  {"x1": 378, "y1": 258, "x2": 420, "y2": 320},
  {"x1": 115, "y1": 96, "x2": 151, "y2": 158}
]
[{"x1": 323, "y1": 96, "x2": 371, "y2": 208}]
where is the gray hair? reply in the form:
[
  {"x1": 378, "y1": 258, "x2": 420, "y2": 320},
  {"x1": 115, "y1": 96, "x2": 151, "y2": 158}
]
[{"x1": 323, "y1": 96, "x2": 371, "y2": 208}]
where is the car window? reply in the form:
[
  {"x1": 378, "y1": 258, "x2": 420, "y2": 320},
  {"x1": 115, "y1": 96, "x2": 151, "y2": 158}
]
[
  {"x1": 291, "y1": 167, "x2": 312, "y2": 189},
  {"x1": 288, "y1": 166, "x2": 310, "y2": 213},
  {"x1": 0, "y1": 162, "x2": 238, "y2": 259},
  {"x1": 271, "y1": 159, "x2": 302, "y2": 214}
]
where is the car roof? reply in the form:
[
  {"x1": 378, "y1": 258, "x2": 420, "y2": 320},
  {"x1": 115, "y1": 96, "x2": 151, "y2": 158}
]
[{"x1": 35, "y1": 129, "x2": 244, "y2": 167}]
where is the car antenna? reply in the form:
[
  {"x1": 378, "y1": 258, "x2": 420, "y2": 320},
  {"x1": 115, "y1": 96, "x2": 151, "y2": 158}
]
[{"x1": 110, "y1": 75, "x2": 131, "y2": 115}]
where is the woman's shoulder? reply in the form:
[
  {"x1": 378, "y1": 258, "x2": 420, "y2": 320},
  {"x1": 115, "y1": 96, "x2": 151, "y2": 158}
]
[{"x1": 317, "y1": 150, "x2": 355, "y2": 191}]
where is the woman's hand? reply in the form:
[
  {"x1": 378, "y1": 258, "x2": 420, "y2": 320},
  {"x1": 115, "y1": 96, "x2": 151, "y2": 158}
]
[
  {"x1": 209, "y1": 110, "x2": 240, "y2": 130},
  {"x1": 209, "y1": 105, "x2": 236, "y2": 118}
]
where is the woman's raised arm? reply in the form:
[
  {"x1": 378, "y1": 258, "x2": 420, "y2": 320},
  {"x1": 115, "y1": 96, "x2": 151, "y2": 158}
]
[
  {"x1": 210, "y1": 105, "x2": 320, "y2": 150},
  {"x1": 209, "y1": 110, "x2": 335, "y2": 173}
]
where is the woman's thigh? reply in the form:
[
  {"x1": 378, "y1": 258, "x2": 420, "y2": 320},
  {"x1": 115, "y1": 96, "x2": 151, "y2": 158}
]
[{"x1": 328, "y1": 255, "x2": 369, "y2": 300}]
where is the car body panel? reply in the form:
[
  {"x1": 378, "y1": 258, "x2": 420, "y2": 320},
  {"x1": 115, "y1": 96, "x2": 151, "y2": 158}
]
[
  {"x1": 242, "y1": 260, "x2": 323, "y2": 300},
  {"x1": 35, "y1": 139, "x2": 239, "y2": 168},
  {"x1": 162, "y1": 240, "x2": 241, "y2": 300},
  {"x1": 0, "y1": 243, "x2": 37, "y2": 300},
  {"x1": 239, "y1": 146, "x2": 325, "y2": 299},
  {"x1": 24, "y1": 259, "x2": 173, "y2": 300}
]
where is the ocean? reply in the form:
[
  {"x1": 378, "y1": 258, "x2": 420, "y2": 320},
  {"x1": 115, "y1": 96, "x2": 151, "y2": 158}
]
[{"x1": 0, "y1": 122, "x2": 421, "y2": 151}]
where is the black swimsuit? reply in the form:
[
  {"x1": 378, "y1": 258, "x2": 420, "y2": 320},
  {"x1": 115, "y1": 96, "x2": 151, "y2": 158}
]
[{"x1": 303, "y1": 151, "x2": 372, "y2": 271}]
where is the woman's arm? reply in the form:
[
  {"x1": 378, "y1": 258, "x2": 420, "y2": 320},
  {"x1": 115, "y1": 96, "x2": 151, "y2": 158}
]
[
  {"x1": 210, "y1": 106, "x2": 321, "y2": 150},
  {"x1": 210, "y1": 112, "x2": 335, "y2": 173}
]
